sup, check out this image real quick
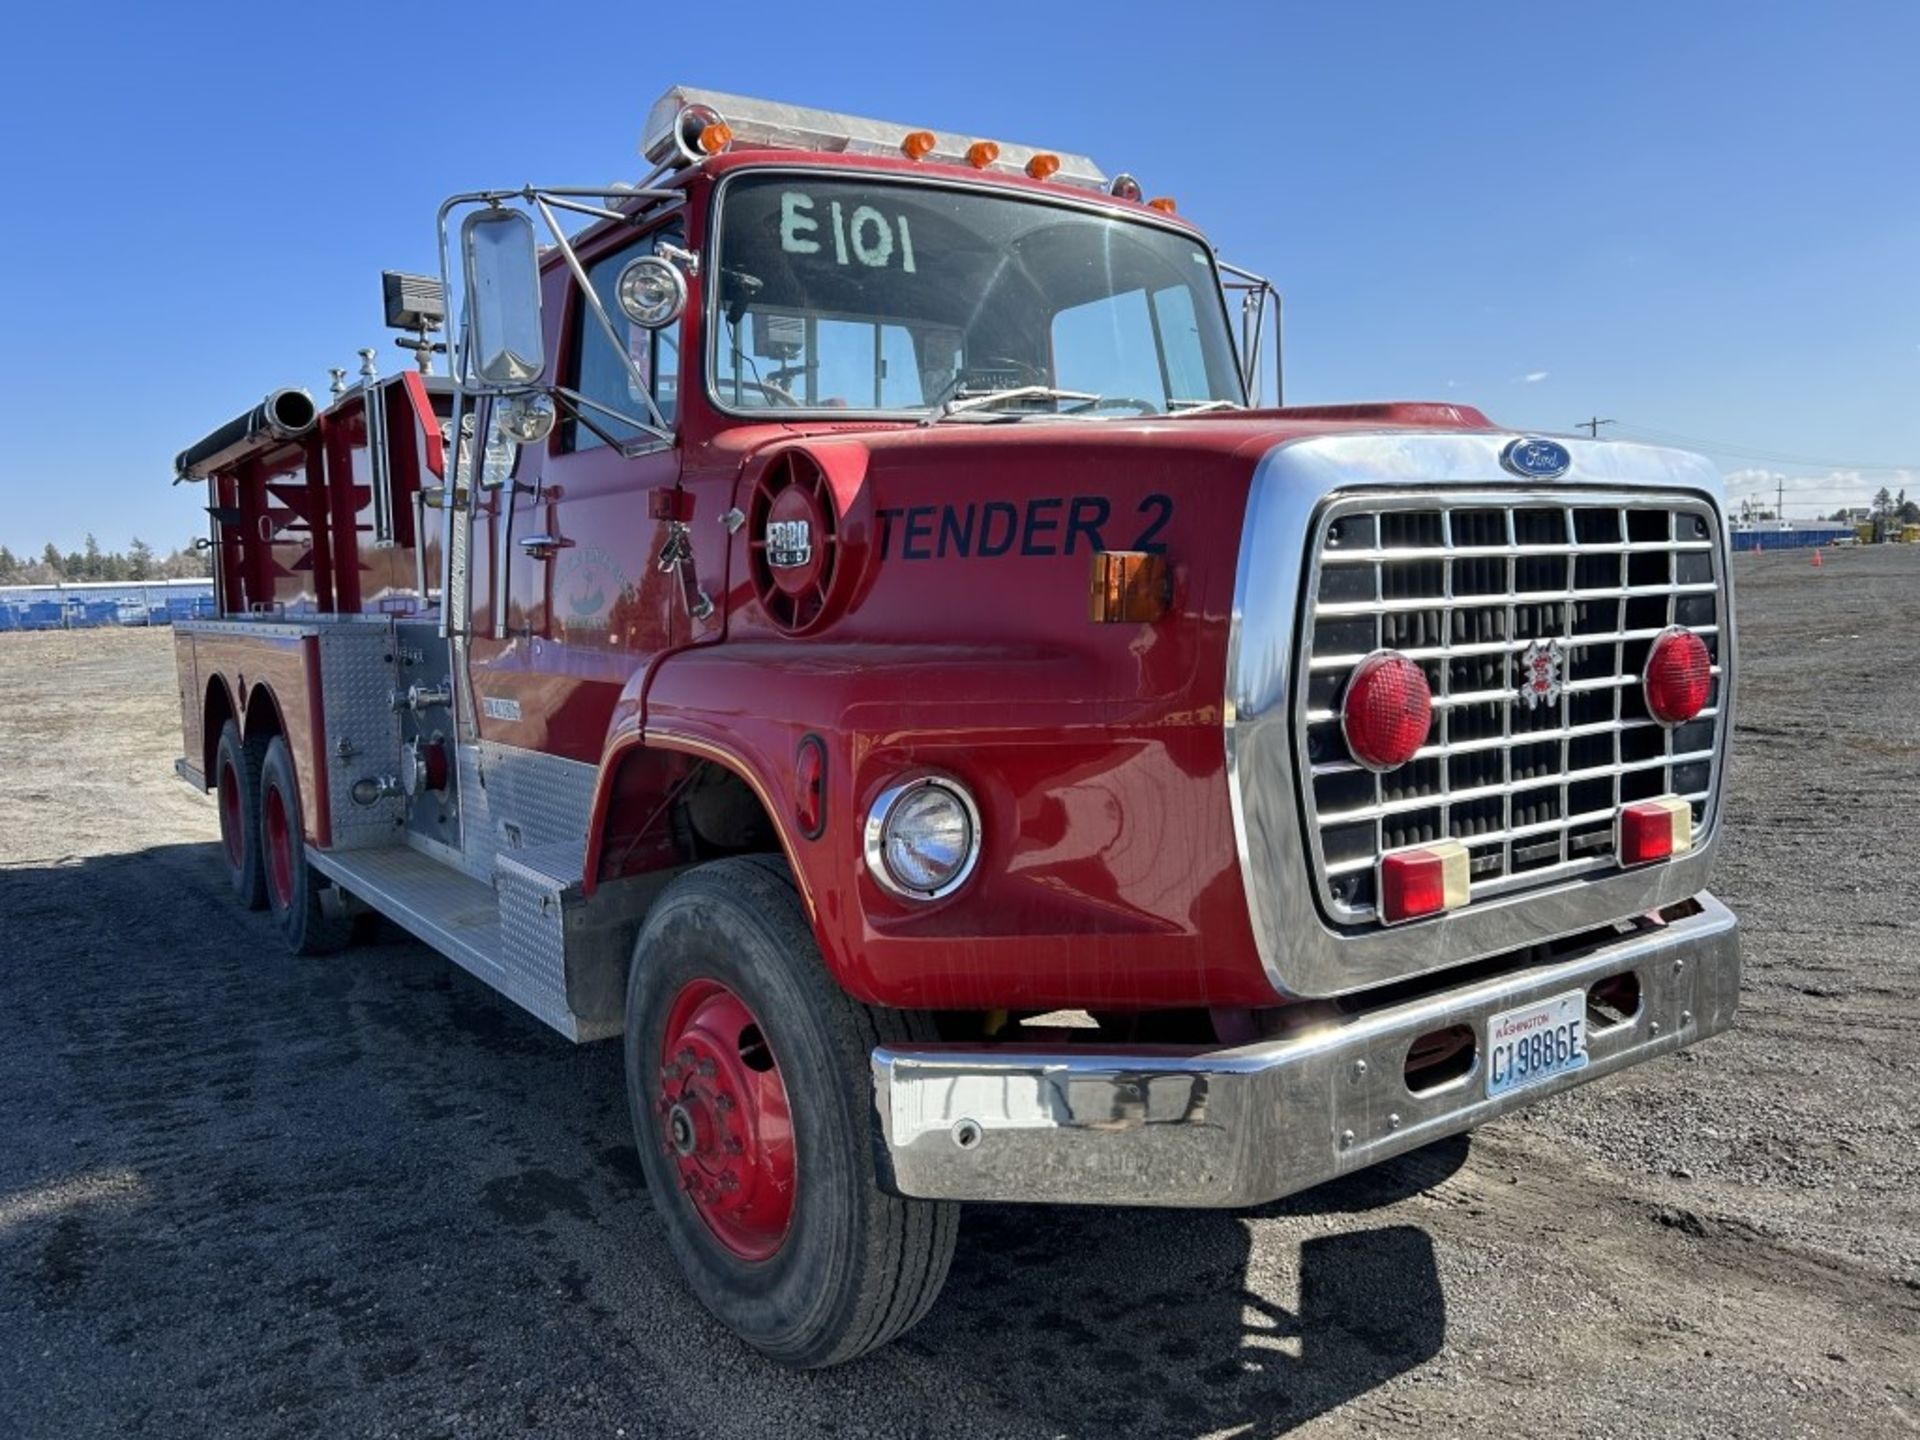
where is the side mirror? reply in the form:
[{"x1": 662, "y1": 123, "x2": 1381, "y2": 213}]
[{"x1": 460, "y1": 209, "x2": 545, "y2": 387}]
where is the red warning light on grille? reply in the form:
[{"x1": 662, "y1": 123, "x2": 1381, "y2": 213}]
[
  {"x1": 1341, "y1": 651, "x2": 1433, "y2": 771},
  {"x1": 1643, "y1": 628, "x2": 1711, "y2": 725}
]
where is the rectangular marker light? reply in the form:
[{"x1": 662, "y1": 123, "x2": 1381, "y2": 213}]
[
  {"x1": 1378, "y1": 840, "x2": 1472, "y2": 925},
  {"x1": 1617, "y1": 798, "x2": 1694, "y2": 867}
]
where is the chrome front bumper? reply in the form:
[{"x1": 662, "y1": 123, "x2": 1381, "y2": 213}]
[{"x1": 872, "y1": 894, "x2": 1739, "y2": 1208}]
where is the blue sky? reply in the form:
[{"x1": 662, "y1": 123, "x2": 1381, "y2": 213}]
[{"x1": 1, "y1": 1, "x2": 1914, "y2": 553}]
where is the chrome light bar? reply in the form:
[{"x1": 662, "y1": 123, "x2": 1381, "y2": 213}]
[{"x1": 639, "y1": 85, "x2": 1109, "y2": 191}]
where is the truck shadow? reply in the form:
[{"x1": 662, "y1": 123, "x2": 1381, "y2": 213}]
[
  {"x1": 906, "y1": 1141, "x2": 1460, "y2": 1437},
  {"x1": 0, "y1": 843, "x2": 1454, "y2": 1440}
]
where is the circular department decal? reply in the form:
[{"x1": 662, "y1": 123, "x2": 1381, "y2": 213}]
[
  {"x1": 559, "y1": 546, "x2": 622, "y2": 622},
  {"x1": 1517, "y1": 637, "x2": 1565, "y2": 709}
]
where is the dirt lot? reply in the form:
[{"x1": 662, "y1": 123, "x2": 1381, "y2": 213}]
[{"x1": 2, "y1": 548, "x2": 1917, "y2": 1439}]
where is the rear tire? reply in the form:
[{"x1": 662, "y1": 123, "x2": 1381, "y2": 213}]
[
  {"x1": 625, "y1": 854, "x2": 958, "y2": 1368},
  {"x1": 259, "y1": 736, "x2": 353, "y2": 956},
  {"x1": 214, "y1": 720, "x2": 268, "y2": 911}
]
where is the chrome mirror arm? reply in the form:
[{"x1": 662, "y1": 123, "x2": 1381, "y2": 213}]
[
  {"x1": 530, "y1": 196, "x2": 672, "y2": 438},
  {"x1": 1218, "y1": 258, "x2": 1281, "y2": 406}
]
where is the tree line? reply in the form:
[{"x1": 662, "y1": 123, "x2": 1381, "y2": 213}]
[
  {"x1": 0, "y1": 535, "x2": 212, "y2": 586},
  {"x1": 1826, "y1": 488, "x2": 1919, "y2": 525}
]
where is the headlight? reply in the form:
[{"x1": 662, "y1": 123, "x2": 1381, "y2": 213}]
[
  {"x1": 615, "y1": 255, "x2": 688, "y2": 329},
  {"x1": 864, "y1": 777, "x2": 981, "y2": 901}
]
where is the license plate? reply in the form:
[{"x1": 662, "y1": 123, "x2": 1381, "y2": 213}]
[{"x1": 1486, "y1": 989, "x2": 1589, "y2": 1098}]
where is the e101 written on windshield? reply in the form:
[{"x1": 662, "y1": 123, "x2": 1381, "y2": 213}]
[{"x1": 779, "y1": 191, "x2": 918, "y2": 273}]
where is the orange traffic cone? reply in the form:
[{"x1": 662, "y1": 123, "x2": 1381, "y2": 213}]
[{"x1": 1811, "y1": 547, "x2": 1823, "y2": 568}]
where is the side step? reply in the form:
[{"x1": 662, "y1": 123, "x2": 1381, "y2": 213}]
[{"x1": 308, "y1": 844, "x2": 671, "y2": 1043}]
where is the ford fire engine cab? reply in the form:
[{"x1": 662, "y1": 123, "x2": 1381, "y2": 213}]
[{"x1": 170, "y1": 88, "x2": 1740, "y2": 1367}]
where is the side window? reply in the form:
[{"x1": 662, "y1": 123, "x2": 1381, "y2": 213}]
[
  {"x1": 1051, "y1": 289, "x2": 1164, "y2": 403},
  {"x1": 568, "y1": 224, "x2": 684, "y2": 451},
  {"x1": 718, "y1": 311, "x2": 926, "y2": 409},
  {"x1": 1050, "y1": 284, "x2": 1221, "y2": 409},
  {"x1": 1152, "y1": 286, "x2": 1210, "y2": 406}
]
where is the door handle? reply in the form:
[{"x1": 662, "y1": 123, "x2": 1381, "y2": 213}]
[{"x1": 519, "y1": 534, "x2": 573, "y2": 562}]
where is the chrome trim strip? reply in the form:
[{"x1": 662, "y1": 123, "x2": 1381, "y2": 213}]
[
  {"x1": 1223, "y1": 433, "x2": 1735, "y2": 999},
  {"x1": 875, "y1": 894, "x2": 1739, "y2": 1207}
]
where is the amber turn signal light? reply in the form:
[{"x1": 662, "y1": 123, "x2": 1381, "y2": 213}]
[
  {"x1": 1025, "y1": 152, "x2": 1061, "y2": 180},
  {"x1": 967, "y1": 140, "x2": 1000, "y2": 169},
  {"x1": 1147, "y1": 196, "x2": 1177, "y2": 214},
  {"x1": 901, "y1": 129, "x2": 937, "y2": 160},
  {"x1": 1089, "y1": 551, "x2": 1169, "y2": 623}
]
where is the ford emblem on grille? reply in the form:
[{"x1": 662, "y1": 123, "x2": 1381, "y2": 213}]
[
  {"x1": 1517, "y1": 637, "x2": 1565, "y2": 709},
  {"x1": 1500, "y1": 437, "x2": 1573, "y2": 479}
]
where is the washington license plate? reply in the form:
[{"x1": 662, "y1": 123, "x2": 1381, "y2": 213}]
[{"x1": 1486, "y1": 989, "x2": 1589, "y2": 1098}]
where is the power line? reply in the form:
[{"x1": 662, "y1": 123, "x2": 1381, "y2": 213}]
[{"x1": 1608, "y1": 422, "x2": 1919, "y2": 474}]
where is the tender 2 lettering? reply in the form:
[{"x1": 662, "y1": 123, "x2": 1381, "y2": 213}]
[{"x1": 873, "y1": 494, "x2": 1174, "y2": 561}]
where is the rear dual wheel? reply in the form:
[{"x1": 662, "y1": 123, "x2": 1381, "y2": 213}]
[
  {"x1": 214, "y1": 720, "x2": 269, "y2": 910},
  {"x1": 258, "y1": 737, "x2": 353, "y2": 956},
  {"x1": 625, "y1": 855, "x2": 957, "y2": 1368}
]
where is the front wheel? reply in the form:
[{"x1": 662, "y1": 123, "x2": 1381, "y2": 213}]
[{"x1": 624, "y1": 855, "x2": 958, "y2": 1368}]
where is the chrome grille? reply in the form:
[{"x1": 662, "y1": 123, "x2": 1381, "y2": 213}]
[{"x1": 1296, "y1": 494, "x2": 1727, "y2": 924}]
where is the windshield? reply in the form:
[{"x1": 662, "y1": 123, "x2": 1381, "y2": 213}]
[{"x1": 709, "y1": 175, "x2": 1245, "y2": 417}]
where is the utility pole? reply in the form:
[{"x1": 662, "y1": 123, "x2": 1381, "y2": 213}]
[
  {"x1": 1776, "y1": 477, "x2": 1784, "y2": 521},
  {"x1": 1576, "y1": 417, "x2": 1614, "y2": 439}
]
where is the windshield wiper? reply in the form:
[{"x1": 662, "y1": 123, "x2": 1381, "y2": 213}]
[
  {"x1": 937, "y1": 384, "x2": 1100, "y2": 418},
  {"x1": 1166, "y1": 399, "x2": 1246, "y2": 415}
]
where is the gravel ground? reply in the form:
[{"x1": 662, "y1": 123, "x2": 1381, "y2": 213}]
[{"x1": 1, "y1": 547, "x2": 1916, "y2": 1439}]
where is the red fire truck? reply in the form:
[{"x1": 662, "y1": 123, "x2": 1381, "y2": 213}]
[{"x1": 171, "y1": 87, "x2": 1740, "y2": 1367}]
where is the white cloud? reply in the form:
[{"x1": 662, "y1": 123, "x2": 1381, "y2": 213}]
[{"x1": 1518, "y1": 371, "x2": 1550, "y2": 384}]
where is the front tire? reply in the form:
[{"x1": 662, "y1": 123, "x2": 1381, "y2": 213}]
[
  {"x1": 625, "y1": 855, "x2": 957, "y2": 1368},
  {"x1": 259, "y1": 737, "x2": 353, "y2": 956}
]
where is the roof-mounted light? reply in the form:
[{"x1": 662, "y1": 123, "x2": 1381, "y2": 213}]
[
  {"x1": 1109, "y1": 173, "x2": 1143, "y2": 202},
  {"x1": 638, "y1": 86, "x2": 1112, "y2": 190},
  {"x1": 1147, "y1": 196, "x2": 1178, "y2": 215},
  {"x1": 1025, "y1": 152, "x2": 1061, "y2": 180},
  {"x1": 667, "y1": 102, "x2": 732, "y2": 164},
  {"x1": 967, "y1": 140, "x2": 1000, "y2": 170}
]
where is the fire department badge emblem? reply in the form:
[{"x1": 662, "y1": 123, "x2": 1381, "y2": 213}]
[{"x1": 1517, "y1": 638, "x2": 1564, "y2": 709}]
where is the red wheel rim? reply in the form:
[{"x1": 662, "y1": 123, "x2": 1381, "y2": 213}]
[
  {"x1": 263, "y1": 781, "x2": 295, "y2": 912},
  {"x1": 218, "y1": 758, "x2": 244, "y2": 869},
  {"x1": 657, "y1": 979, "x2": 795, "y2": 1261}
]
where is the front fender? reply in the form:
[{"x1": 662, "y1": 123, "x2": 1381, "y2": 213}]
[{"x1": 621, "y1": 640, "x2": 1271, "y2": 1013}]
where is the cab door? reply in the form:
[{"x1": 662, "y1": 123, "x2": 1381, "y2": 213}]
[{"x1": 466, "y1": 221, "x2": 689, "y2": 765}]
